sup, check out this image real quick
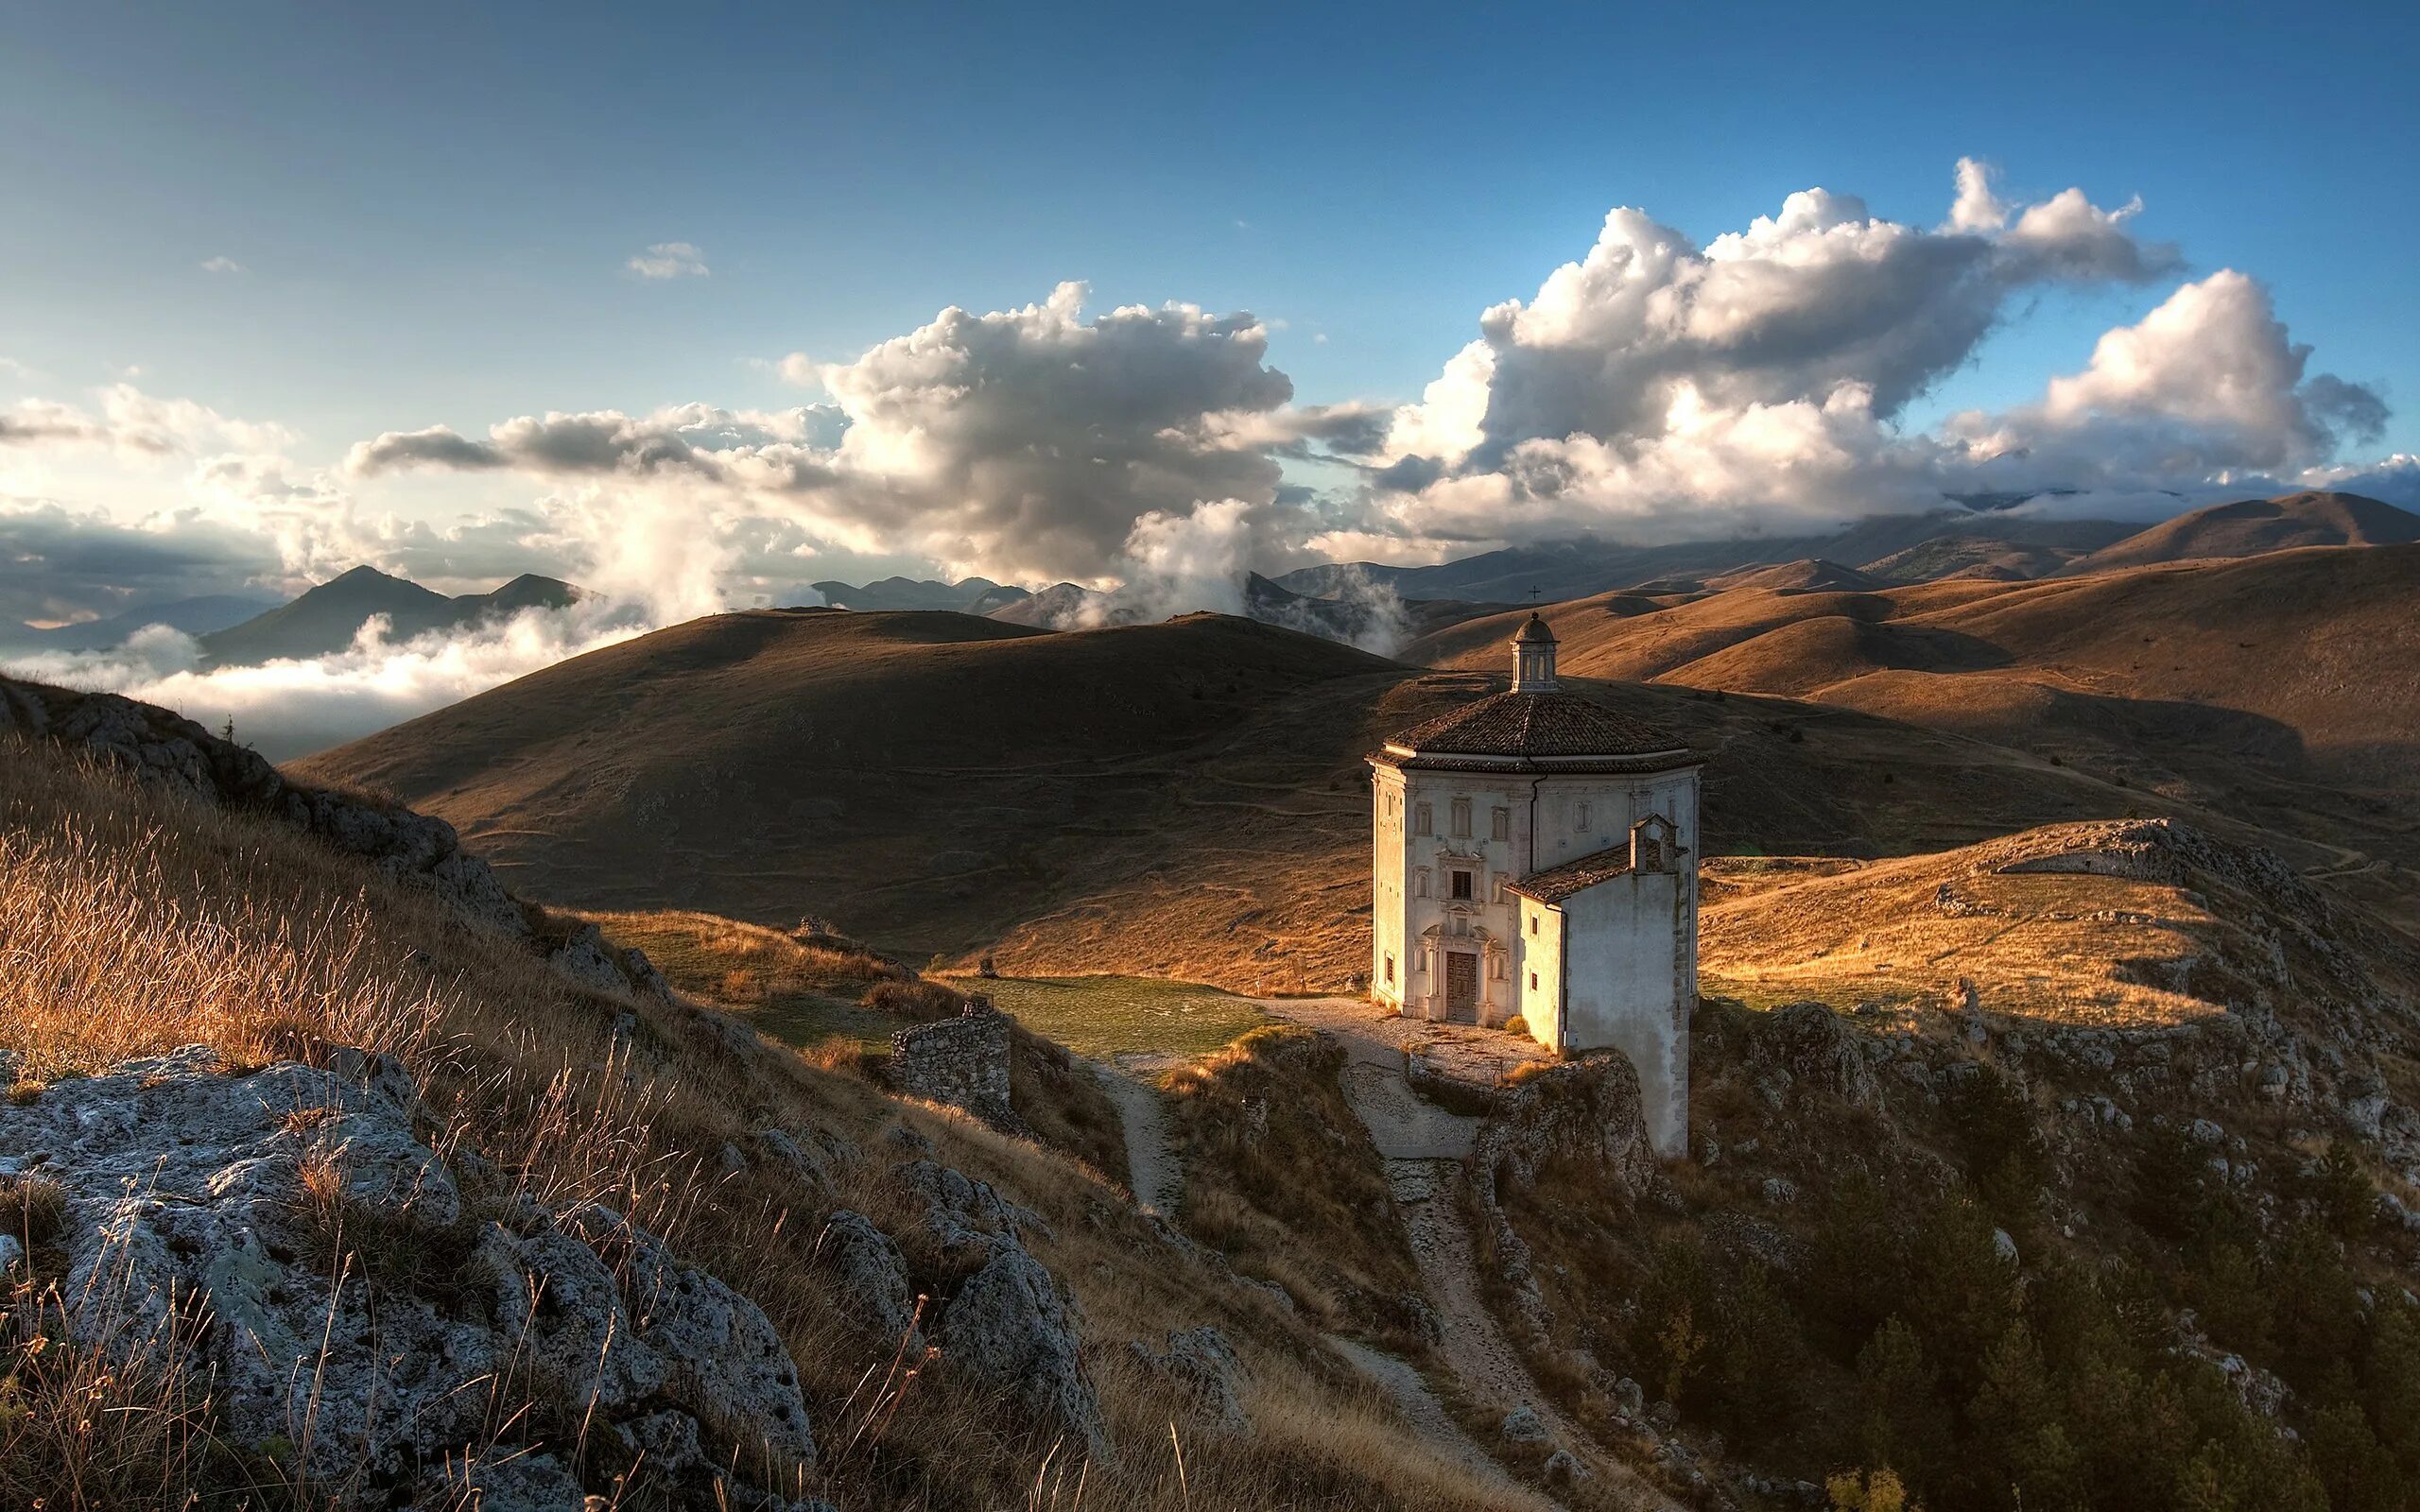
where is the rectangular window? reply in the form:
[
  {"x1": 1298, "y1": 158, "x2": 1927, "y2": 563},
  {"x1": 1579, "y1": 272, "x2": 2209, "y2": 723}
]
[
  {"x1": 1576, "y1": 801, "x2": 1591, "y2": 833},
  {"x1": 1384, "y1": 954, "x2": 1394, "y2": 985},
  {"x1": 1529, "y1": 915, "x2": 1538, "y2": 936},
  {"x1": 1450, "y1": 798, "x2": 1471, "y2": 837},
  {"x1": 1449, "y1": 869, "x2": 1473, "y2": 901},
  {"x1": 1413, "y1": 802, "x2": 1433, "y2": 837},
  {"x1": 1528, "y1": 971, "x2": 1538, "y2": 990},
  {"x1": 1492, "y1": 806, "x2": 1511, "y2": 841}
]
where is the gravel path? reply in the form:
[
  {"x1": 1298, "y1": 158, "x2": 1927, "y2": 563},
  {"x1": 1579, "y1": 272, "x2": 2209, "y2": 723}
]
[
  {"x1": 1094, "y1": 1057, "x2": 1183, "y2": 1218},
  {"x1": 1327, "y1": 1336, "x2": 1554, "y2": 1507},
  {"x1": 1261, "y1": 996, "x2": 1681, "y2": 1512}
]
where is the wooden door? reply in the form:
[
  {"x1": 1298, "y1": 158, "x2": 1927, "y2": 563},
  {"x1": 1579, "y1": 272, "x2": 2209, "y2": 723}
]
[{"x1": 1444, "y1": 950, "x2": 1478, "y2": 1022}]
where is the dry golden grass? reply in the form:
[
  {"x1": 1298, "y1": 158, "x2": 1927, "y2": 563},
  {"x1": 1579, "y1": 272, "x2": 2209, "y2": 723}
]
[
  {"x1": 1160, "y1": 1026, "x2": 1427, "y2": 1348},
  {"x1": 1698, "y1": 839, "x2": 2281, "y2": 1026},
  {"x1": 0, "y1": 737, "x2": 1515, "y2": 1511}
]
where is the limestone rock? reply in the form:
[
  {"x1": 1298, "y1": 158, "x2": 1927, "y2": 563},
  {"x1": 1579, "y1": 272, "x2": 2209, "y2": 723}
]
[
  {"x1": 817, "y1": 1209, "x2": 923, "y2": 1351},
  {"x1": 1501, "y1": 1403, "x2": 1550, "y2": 1443},
  {"x1": 1543, "y1": 1448, "x2": 1590, "y2": 1484},
  {"x1": 1472, "y1": 1052, "x2": 1654, "y2": 1200},
  {"x1": 550, "y1": 921, "x2": 633, "y2": 996},
  {"x1": 0, "y1": 1045, "x2": 816, "y2": 1506},
  {"x1": 562, "y1": 1204, "x2": 818, "y2": 1469},
  {"x1": 1753, "y1": 1002, "x2": 1877, "y2": 1105},
  {"x1": 1130, "y1": 1326, "x2": 1248, "y2": 1433},
  {"x1": 940, "y1": 1241, "x2": 1108, "y2": 1463},
  {"x1": 889, "y1": 1158, "x2": 1047, "y2": 1257}
]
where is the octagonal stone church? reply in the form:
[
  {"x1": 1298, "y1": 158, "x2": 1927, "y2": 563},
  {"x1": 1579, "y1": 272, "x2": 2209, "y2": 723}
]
[{"x1": 1369, "y1": 613, "x2": 1701, "y2": 1155}]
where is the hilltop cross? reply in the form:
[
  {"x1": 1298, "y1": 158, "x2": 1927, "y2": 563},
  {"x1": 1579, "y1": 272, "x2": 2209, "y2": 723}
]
[{"x1": 1527, "y1": 586, "x2": 1545, "y2": 604}]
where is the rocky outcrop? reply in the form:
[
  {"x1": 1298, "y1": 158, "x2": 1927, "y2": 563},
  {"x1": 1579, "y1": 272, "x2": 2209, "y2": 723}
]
[
  {"x1": 1465, "y1": 1051, "x2": 1656, "y2": 1337},
  {"x1": 887, "y1": 1156, "x2": 1106, "y2": 1461},
  {"x1": 0, "y1": 1044, "x2": 817, "y2": 1508},
  {"x1": 1473, "y1": 1052, "x2": 1656, "y2": 1201},
  {"x1": 815, "y1": 1209, "x2": 923, "y2": 1351},
  {"x1": 1129, "y1": 1325, "x2": 1248, "y2": 1433},
  {"x1": 1748, "y1": 1001, "x2": 1878, "y2": 1106},
  {"x1": 889, "y1": 1001, "x2": 1021, "y2": 1133},
  {"x1": 1, "y1": 674, "x2": 672, "y2": 1000}
]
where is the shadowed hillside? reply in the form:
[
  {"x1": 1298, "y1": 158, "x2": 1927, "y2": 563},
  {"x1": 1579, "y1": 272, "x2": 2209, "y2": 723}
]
[{"x1": 295, "y1": 608, "x2": 2183, "y2": 991}]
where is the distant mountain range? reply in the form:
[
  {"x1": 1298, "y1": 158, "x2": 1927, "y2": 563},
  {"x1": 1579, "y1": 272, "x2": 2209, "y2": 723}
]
[
  {"x1": 810, "y1": 576, "x2": 1032, "y2": 614},
  {"x1": 192, "y1": 566, "x2": 584, "y2": 668},
  {"x1": 1271, "y1": 490, "x2": 2416, "y2": 603},
  {"x1": 1, "y1": 566, "x2": 588, "y2": 668},
  {"x1": 0, "y1": 593, "x2": 283, "y2": 654},
  {"x1": 15, "y1": 492, "x2": 2410, "y2": 671}
]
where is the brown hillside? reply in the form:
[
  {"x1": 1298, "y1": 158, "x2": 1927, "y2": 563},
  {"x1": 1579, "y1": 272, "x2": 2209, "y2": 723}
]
[
  {"x1": 296, "y1": 609, "x2": 2173, "y2": 991},
  {"x1": 2068, "y1": 490, "x2": 2420, "y2": 574},
  {"x1": 1408, "y1": 546, "x2": 2420, "y2": 930},
  {"x1": 1703, "y1": 558, "x2": 1886, "y2": 593}
]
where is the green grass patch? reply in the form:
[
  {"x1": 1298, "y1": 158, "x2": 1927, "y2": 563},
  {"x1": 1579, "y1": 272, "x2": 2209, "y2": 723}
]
[{"x1": 942, "y1": 974, "x2": 1268, "y2": 1059}]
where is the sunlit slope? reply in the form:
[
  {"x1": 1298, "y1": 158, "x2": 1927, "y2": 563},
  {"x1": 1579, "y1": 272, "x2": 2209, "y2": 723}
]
[{"x1": 300, "y1": 608, "x2": 2169, "y2": 990}]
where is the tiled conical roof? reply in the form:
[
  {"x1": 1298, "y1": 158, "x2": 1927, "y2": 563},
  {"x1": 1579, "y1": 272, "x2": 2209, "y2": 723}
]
[{"x1": 1387, "y1": 688, "x2": 1681, "y2": 760}]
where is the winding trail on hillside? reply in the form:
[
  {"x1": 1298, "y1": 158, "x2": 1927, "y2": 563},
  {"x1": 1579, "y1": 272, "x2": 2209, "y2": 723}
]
[
  {"x1": 1093, "y1": 1057, "x2": 1183, "y2": 1218},
  {"x1": 1257, "y1": 997, "x2": 1679, "y2": 1511},
  {"x1": 1092, "y1": 1047, "x2": 1541, "y2": 1498}
]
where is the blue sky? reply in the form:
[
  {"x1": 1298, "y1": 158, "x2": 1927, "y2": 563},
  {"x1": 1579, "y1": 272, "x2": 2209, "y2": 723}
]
[
  {"x1": 6, "y1": 1, "x2": 2413, "y2": 446},
  {"x1": 2, "y1": 0, "x2": 2416, "y2": 627}
]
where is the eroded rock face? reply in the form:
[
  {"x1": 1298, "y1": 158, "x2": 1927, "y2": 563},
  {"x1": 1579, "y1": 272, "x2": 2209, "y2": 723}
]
[
  {"x1": 887, "y1": 1157, "x2": 1105, "y2": 1462},
  {"x1": 0, "y1": 1045, "x2": 816, "y2": 1507},
  {"x1": 1464, "y1": 1051, "x2": 1657, "y2": 1338},
  {"x1": 1474, "y1": 1052, "x2": 1655, "y2": 1200},
  {"x1": 941, "y1": 1243, "x2": 1108, "y2": 1463},
  {"x1": 1130, "y1": 1326, "x2": 1249, "y2": 1433}
]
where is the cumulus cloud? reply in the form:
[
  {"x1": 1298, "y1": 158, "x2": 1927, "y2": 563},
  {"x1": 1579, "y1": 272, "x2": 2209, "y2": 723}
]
[
  {"x1": 2304, "y1": 453, "x2": 2420, "y2": 508},
  {"x1": 1364, "y1": 159, "x2": 2378, "y2": 548},
  {"x1": 347, "y1": 283, "x2": 1358, "y2": 587},
  {"x1": 2, "y1": 599, "x2": 656, "y2": 760},
  {"x1": 627, "y1": 242, "x2": 709, "y2": 280},
  {"x1": 1946, "y1": 270, "x2": 2390, "y2": 487},
  {"x1": 0, "y1": 499, "x2": 281, "y2": 627},
  {"x1": 0, "y1": 384, "x2": 292, "y2": 459},
  {"x1": 11, "y1": 159, "x2": 2401, "y2": 691}
]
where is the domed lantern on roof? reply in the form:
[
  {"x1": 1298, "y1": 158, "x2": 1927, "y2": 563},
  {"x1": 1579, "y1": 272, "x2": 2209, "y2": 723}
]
[
  {"x1": 1364, "y1": 607, "x2": 1705, "y2": 1159},
  {"x1": 1512, "y1": 611, "x2": 1559, "y2": 692}
]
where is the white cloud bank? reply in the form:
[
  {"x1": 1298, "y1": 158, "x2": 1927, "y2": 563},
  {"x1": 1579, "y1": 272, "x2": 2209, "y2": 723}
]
[
  {"x1": 2, "y1": 600, "x2": 657, "y2": 761},
  {"x1": 0, "y1": 156, "x2": 2401, "y2": 743},
  {"x1": 1357, "y1": 159, "x2": 2382, "y2": 551}
]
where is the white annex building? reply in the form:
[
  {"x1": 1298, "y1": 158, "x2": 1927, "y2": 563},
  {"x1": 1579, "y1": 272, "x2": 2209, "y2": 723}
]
[{"x1": 1369, "y1": 613, "x2": 1702, "y2": 1155}]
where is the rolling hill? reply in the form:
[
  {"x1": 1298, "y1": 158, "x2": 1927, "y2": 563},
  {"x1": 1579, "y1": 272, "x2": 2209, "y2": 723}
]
[
  {"x1": 294, "y1": 607, "x2": 2176, "y2": 990},
  {"x1": 2066, "y1": 490, "x2": 2420, "y2": 574},
  {"x1": 1278, "y1": 512, "x2": 2134, "y2": 601},
  {"x1": 1403, "y1": 543, "x2": 2420, "y2": 930}
]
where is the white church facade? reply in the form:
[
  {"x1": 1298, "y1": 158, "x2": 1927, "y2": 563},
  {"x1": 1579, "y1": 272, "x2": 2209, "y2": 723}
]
[{"x1": 1369, "y1": 613, "x2": 1701, "y2": 1155}]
